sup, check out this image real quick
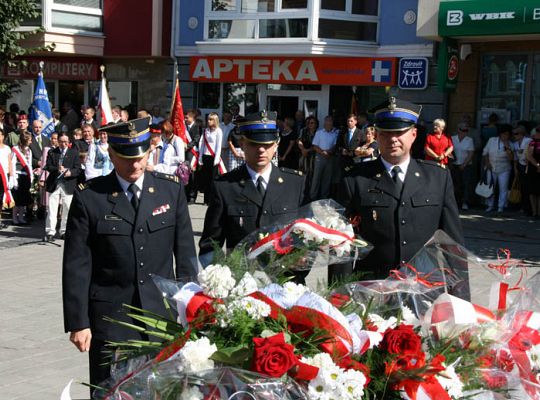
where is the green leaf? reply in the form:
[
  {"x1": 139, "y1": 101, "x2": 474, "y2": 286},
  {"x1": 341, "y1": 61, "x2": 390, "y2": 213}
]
[{"x1": 211, "y1": 345, "x2": 251, "y2": 364}]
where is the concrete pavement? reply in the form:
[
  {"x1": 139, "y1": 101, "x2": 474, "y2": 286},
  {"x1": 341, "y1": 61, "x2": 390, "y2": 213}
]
[{"x1": 0, "y1": 202, "x2": 538, "y2": 399}]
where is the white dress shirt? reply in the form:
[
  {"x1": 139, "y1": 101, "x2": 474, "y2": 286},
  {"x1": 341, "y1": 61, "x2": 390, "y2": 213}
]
[
  {"x1": 380, "y1": 156, "x2": 410, "y2": 183},
  {"x1": 246, "y1": 164, "x2": 272, "y2": 190},
  {"x1": 116, "y1": 172, "x2": 145, "y2": 202}
]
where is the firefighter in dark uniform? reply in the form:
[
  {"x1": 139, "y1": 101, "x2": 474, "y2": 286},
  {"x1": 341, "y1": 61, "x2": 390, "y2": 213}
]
[
  {"x1": 62, "y1": 116, "x2": 198, "y2": 389},
  {"x1": 335, "y1": 97, "x2": 464, "y2": 282},
  {"x1": 199, "y1": 111, "x2": 307, "y2": 280}
]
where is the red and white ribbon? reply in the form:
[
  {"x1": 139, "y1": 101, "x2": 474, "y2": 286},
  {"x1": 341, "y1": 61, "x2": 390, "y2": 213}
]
[
  {"x1": 0, "y1": 161, "x2": 14, "y2": 208},
  {"x1": 248, "y1": 218, "x2": 354, "y2": 259},
  {"x1": 12, "y1": 146, "x2": 33, "y2": 183},
  {"x1": 203, "y1": 133, "x2": 226, "y2": 175}
]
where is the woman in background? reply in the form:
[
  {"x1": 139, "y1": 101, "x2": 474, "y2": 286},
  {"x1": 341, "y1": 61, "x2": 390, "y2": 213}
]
[
  {"x1": 355, "y1": 126, "x2": 379, "y2": 163},
  {"x1": 197, "y1": 112, "x2": 223, "y2": 204},
  {"x1": 0, "y1": 128, "x2": 14, "y2": 229},
  {"x1": 425, "y1": 118, "x2": 453, "y2": 166},
  {"x1": 85, "y1": 130, "x2": 113, "y2": 180},
  {"x1": 10, "y1": 132, "x2": 33, "y2": 225}
]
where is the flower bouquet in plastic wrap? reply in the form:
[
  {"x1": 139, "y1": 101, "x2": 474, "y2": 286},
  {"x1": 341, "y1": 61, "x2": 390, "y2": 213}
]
[{"x1": 236, "y1": 199, "x2": 372, "y2": 278}]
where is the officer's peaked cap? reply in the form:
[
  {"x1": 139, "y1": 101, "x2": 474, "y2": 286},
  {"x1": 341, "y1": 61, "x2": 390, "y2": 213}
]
[
  {"x1": 98, "y1": 116, "x2": 151, "y2": 158},
  {"x1": 236, "y1": 110, "x2": 279, "y2": 144},
  {"x1": 370, "y1": 97, "x2": 422, "y2": 132}
]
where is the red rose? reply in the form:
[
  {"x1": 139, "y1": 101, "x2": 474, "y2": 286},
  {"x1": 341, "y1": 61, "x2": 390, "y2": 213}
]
[
  {"x1": 251, "y1": 332, "x2": 297, "y2": 378},
  {"x1": 381, "y1": 324, "x2": 422, "y2": 356},
  {"x1": 329, "y1": 293, "x2": 350, "y2": 308}
]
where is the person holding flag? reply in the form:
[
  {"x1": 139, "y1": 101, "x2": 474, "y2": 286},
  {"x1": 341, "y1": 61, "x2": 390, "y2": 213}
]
[{"x1": 29, "y1": 63, "x2": 55, "y2": 138}]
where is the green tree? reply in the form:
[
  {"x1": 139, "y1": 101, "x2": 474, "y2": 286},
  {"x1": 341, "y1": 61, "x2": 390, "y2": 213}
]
[{"x1": 0, "y1": 0, "x2": 54, "y2": 103}]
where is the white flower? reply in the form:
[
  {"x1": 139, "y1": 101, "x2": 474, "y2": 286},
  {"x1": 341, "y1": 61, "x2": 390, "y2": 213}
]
[
  {"x1": 230, "y1": 272, "x2": 259, "y2": 297},
  {"x1": 198, "y1": 264, "x2": 236, "y2": 298},
  {"x1": 338, "y1": 369, "x2": 366, "y2": 398},
  {"x1": 180, "y1": 386, "x2": 204, "y2": 400},
  {"x1": 177, "y1": 337, "x2": 217, "y2": 373},
  {"x1": 436, "y1": 365, "x2": 464, "y2": 399},
  {"x1": 368, "y1": 313, "x2": 397, "y2": 333},
  {"x1": 401, "y1": 305, "x2": 421, "y2": 328},
  {"x1": 231, "y1": 297, "x2": 271, "y2": 320},
  {"x1": 283, "y1": 281, "x2": 308, "y2": 303},
  {"x1": 529, "y1": 344, "x2": 540, "y2": 370}
]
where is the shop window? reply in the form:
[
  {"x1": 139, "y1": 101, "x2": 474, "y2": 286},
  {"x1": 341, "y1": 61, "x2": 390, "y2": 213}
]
[
  {"x1": 321, "y1": 0, "x2": 346, "y2": 11},
  {"x1": 20, "y1": 0, "x2": 42, "y2": 27},
  {"x1": 54, "y1": 0, "x2": 101, "y2": 8},
  {"x1": 51, "y1": 10, "x2": 102, "y2": 32},
  {"x1": 198, "y1": 83, "x2": 221, "y2": 109},
  {"x1": 529, "y1": 55, "x2": 540, "y2": 123},
  {"x1": 352, "y1": 0, "x2": 378, "y2": 15},
  {"x1": 267, "y1": 84, "x2": 321, "y2": 91},
  {"x1": 480, "y1": 54, "x2": 528, "y2": 122},
  {"x1": 212, "y1": 0, "x2": 236, "y2": 11},
  {"x1": 259, "y1": 19, "x2": 308, "y2": 38},
  {"x1": 318, "y1": 19, "x2": 377, "y2": 41},
  {"x1": 242, "y1": 0, "x2": 275, "y2": 12},
  {"x1": 282, "y1": 0, "x2": 307, "y2": 8},
  {"x1": 224, "y1": 83, "x2": 258, "y2": 115},
  {"x1": 209, "y1": 19, "x2": 256, "y2": 38}
]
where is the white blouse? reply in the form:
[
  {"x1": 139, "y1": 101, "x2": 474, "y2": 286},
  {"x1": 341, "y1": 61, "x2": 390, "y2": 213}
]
[{"x1": 198, "y1": 127, "x2": 223, "y2": 166}]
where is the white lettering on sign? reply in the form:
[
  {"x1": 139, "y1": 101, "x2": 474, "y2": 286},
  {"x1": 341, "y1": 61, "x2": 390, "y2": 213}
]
[
  {"x1": 192, "y1": 59, "x2": 212, "y2": 79},
  {"x1": 533, "y1": 8, "x2": 540, "y2": 20},
  {"x1": 470, "y1": 12, "x2": 515, "y2": 21},
  {"x1": 191, "y1": 58, "x2": 319, "y2": 82},
  {"x1": 447, "y1": 10, "x2": 463, "y2": 26}
]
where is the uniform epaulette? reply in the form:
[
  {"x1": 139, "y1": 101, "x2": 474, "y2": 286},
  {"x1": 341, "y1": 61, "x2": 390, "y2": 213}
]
[
  {"x1": 153, "y1": 171, "x2": 180, "y2": 183},
  {"x1": 279, "y1": 167, "x2": 303, "y2": 176},
  {"x1": 78, "y1": 182, "x2": 89, "y2": 191},
  {"x1": 417, "y1": 159, "x2": 446, "y2": 168}
]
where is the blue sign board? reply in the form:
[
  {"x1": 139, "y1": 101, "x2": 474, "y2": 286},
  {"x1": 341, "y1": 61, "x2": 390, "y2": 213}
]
[{"x1": 398, "y1": 57, "x2": 428, "y2": 90}]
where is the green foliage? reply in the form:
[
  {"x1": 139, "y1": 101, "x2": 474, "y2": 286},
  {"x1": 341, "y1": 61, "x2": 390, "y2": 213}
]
[{"x1": 0, "y1": 0, "x2": 54, "y2": 100}]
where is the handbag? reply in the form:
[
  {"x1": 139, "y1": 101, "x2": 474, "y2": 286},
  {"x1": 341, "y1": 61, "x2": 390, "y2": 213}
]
[
  {"x1": 475, "y1": 169, "x2": 494, "y2": 198},
  {"x1": 175, "y1": 162, "x2": 191, "y2": 185},
  {"x1": 508, "y1": 176, "x2": 522, "y2": 204}
]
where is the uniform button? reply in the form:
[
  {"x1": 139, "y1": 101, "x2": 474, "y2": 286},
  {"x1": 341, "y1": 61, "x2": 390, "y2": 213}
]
[
  {"x1": 161, "y1": 221, "x2": 165, "y2": 225},
  {"x1": 263, "y1": 210, "x2": 268, "y2": 215},
  {"x1": 111, "y1": 227, "x2": 116, "y2": 231},
  {"x1": 139, "y1": 279, "x2": 144, "y2": 284},
  {"x1": 374, "y1": 200, "x2": 379, "y2": 204},
  {"x1": 401, "y1": 201, "x2": 406, "y2": 206},
  {"x1": 401, "y1": 219, "x2": 406, "y2": 225},
  {"x1": 139, "y1": 262, "x2": 144, "y2": 267},
  {"x1": 402, "y1": 240, "x2": 407, "y2": 245},
  {"x1": 138, "y1": 227, "x2": 143, "y2": 233},
  {"x1": 283, "y1": 207, "x2": 287, "y2": 211},
  {"x1": 401, "y1": 260, "x2": 406, "y2": 264},
  {"x1": 425, "y1": 199, "x2": 430, "y2": 203},
  {"x1": 240, "y1": 210, "x2": 244, "y2": 214},
  {"x1": 139, "y1": 246, "x2": 144, "y2": 251}
]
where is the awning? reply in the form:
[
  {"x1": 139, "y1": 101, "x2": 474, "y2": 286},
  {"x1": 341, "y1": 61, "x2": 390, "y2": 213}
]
[{"x1": 439, "y1": 0, "x2": 540, "y2": 37}]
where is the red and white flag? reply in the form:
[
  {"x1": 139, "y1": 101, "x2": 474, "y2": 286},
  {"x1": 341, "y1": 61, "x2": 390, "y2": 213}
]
[
  {"x1": 97, "y1": 68, "x2": 114, "y2": 126},
  {"x1": 170, "y1": 77, "x2": 197, "y2": 168}
]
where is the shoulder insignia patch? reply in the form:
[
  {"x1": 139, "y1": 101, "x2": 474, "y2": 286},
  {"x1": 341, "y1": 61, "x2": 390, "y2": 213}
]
[
  {"x1": 78, "y1": 183, "x2": 88, "y2": 191},
  {"x1": 153, "y1": 171, "x2": 180, "y2": 183},
  {"x1": 279, "y1": 167, "x2": 303, "y2": 176}
]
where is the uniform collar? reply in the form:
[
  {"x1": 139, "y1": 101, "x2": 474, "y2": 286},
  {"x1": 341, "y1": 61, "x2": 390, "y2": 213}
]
[
  {"x1": 115, "y1": 172, "x2": 145, "y2": 195},
  {"x1": 380, "y1": 156, "x2": 411, "y2": 177},
  {"x1": 245, "y1": 163, "x2": 272, "y2": 187}
]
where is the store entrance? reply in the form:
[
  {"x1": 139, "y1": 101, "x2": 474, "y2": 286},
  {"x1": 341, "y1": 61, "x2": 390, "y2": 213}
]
[
  {"x1": 59, "y1": 80, "x2": 84, "y2": 114},
  {"x1": 267, "y1": 96, "x2": 299, "y2": 120}
]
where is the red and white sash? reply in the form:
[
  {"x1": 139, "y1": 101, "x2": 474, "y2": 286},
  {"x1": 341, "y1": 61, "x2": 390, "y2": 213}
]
[
  {"x1": 12, "y1": 146, "x2": 33, "y2": 183},
  {"x1": 0, "y1": 160, "x2": 14, "y2": 209},
  {"x1": 203, "y1": 132, "x2": 227, "y2": 175}
]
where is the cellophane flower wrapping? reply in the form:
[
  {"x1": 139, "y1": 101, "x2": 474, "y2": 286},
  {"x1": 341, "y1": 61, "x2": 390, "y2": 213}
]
[{"x1": 236, "y1": 199, "x2": 373, "y2": 275}]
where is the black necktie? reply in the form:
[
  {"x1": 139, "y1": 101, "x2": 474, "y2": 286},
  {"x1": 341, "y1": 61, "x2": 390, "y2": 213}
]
[
  {"x1": 256, "y1": 176, "x2": 266, "y2": 199},
  {"x1": 391, "y1": 166, "x2": 403, "y2": 195},
  {"x1": 128, "y1": 184, "x2": 140, "y2": 210}
]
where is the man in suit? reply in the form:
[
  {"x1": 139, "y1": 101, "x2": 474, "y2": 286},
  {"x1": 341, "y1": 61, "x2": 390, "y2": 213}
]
[
  {"x1": 335, "y1": 97, "x2": 464, "y2": 283},
  {"x1": 43, "y1": 133, "x2": 80, "y2": 241},
  {"x1": 199, "y1": 110, "x2": 306, "y2": 280},
  {"x1": 185, "y1": 109, "x2": 201, "y2": 202},
  {"x1": 63, "y1": 116, "x2": 198, "y2": 390},
  {"x1": 335, "y1": 114, "x2": 365, "y2": 188},
  {"x1": 29, "y1": 119, "x2": 51, "y2": 169}
]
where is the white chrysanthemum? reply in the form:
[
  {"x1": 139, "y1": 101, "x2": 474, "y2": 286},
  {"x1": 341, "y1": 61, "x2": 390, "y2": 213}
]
[
  {"x1": 302, "y1": 352, "x2": 336, "y2": 370},
  {"x1": 214, "y1": 303, "x2": 231, "y2": 328},
  {"x1": 283, "y1": 281, "x2": 308, "y2": 303},
  {"x1": 401, "y1": 305, "x2": 421, "y2": 327},
  {"x1": 198, "y1": 264, "x2": 236, "y2": 298},
  {"x1": 436, "y1": 365, "x2": 464, "y2": 399},
  {"x1": 178, "y1": 337, "x2": 217, "y2": 373},
  {"x1": 338, "y1": 369, "x2": 366, "y2": 399},
  {"x1": 231, "y1": 272, "x2": 259, "y2": 297},
  {"x1": 368, "y1": 313, "x2": 397, "y2": 333},
  {"x1": 529, "y1": 344, "x2": 540, "y2": 369},
  {"x1": 232, "y1": 297, "x2": 271, "y2": 320},
  {"x1": 307, "y1": 372, "x2": 337, "y2": 400},
  {"x1": 180, "y1": 386, "x2": 204, "y2": 400}
]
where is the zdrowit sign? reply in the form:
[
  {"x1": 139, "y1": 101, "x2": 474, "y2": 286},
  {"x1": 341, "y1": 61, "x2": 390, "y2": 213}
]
[{"x1": 189, "y1": 56, "x2": 396, "y2": 86}]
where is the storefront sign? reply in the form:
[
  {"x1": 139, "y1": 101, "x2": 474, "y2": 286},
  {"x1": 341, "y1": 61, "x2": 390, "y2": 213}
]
[
  {"x1": 437, "y1": 38, "x2": 459, "y2": 92},
  {"x1": 190, "y1": 57, "x2": 396, "y2": 86},
  {"x1": 398, "y1": 57, "x2": 428, "y2": 90},
  {"x1": 4, "y1": 58, "x2": 100, "y2": 80},
  {"x1": 439, "y1": 0, "x2": 540, "y2": 36}
]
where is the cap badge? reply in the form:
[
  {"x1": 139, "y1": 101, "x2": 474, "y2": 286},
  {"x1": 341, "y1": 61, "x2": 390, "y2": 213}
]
[
  {"x1": 389, "y1": 96, "x2": 397, "y2": 112},
  {"x1": 112, "y1": 192, "x2": 118, "y2": 197}
]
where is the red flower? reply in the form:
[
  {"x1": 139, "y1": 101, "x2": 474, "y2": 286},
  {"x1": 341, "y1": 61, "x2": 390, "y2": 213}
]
[
  {"x1": 381, "y1": 324, "x2": 422, "y2": 356},
  {"x1": 477, "y1": 351, "x2": 495, "y2": 368},
  {"x1": 482, "y1": 370, "x2": 508, "y2": 389},
  {"x1": 251, "y1": 332, "x2": 297, "y2": 378},
  {"x1": 329, "y1": 293, "x2": 350, "y2": 308},
  {"x1": 495, "y1": 349, "x2": 515, "y2": 372}
]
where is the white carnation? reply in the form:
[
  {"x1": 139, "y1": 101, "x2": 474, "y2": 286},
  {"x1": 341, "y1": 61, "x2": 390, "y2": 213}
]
[
  {"x1": 231, "y1": 272, "x2": 259, "y2": 297},
  {"x1": 198, "y1": 264, "x2": 236, "y2": 298},
  {"x1": 231, "y1": 297, "x2": 271, "y2": 320},
  {"x1": 368, "y1": 313, "x2": 397, "y2": 333},
  {"x1": 180, "y1": 386, "x2": 204, "y2": 400},
  {"x1": 436, "y1": 365, "x2": 464, "y2": 399},
  {"x1": 401, "y1": 305, "x2": 421, "y2": 328},
  {"x1": 178, "y1": 337, "x2": 217, "y2": 373},
  {"x1": 283, "y1": 281, "x2": 308, "y2": 303}
]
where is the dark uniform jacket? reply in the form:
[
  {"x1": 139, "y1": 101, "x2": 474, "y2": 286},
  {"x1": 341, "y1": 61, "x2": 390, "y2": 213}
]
[
  {"x1": 186, "y1": 123, "x2": 201, "y2": 163},
  {"x1": 337, "y1": 158, "x2": 463, "y2": 278},
  {"x1": 44, "y1": 147, "x2": 81, "y2": 194},
  {"x1": 199, "y1": 165, "x2": 306, "y2": 256},
  {"x1": 62, "y1": 171, "x2": 198, "y2": 341},
  {"x1": 29, "y1": 134, "x2": 51, "y2": 169}
]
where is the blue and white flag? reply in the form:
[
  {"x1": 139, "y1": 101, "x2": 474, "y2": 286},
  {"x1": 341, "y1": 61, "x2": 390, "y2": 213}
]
[{"x1": 29, "y1": 71, "x2": 55, "y2": 137}]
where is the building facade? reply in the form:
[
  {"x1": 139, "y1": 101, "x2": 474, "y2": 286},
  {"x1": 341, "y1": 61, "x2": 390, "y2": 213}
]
[
  {"x1": 418, "y1": 0, "x2": 540, "y2": 133},
  {"x1": 174, "y1": 0, "x2": 440, "y2": 126},
  {"x1": 5, "y1": 0, "x2": 173, "y2": 120}
]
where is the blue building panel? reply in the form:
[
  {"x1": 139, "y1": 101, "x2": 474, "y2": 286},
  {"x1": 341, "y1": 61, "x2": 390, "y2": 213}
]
[
  {"x1": 379, "y1": 0, "x2": 429, "y2": 45},
  {"x1": 177, "y1": 0, "x2": 204, "y2": 46}
]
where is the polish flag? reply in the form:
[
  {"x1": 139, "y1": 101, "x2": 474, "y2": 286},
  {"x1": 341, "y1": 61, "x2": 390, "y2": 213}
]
[{"x1": 98, "y1": 66, "x2": 114, "y2": 126}]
